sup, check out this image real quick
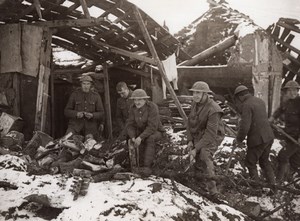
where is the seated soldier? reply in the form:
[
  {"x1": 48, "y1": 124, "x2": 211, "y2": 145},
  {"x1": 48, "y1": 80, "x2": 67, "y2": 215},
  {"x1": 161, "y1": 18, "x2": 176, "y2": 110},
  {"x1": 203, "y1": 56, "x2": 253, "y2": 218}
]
[
  {"x1": 126, "y1": 89, "x2": 165, "y2": 172},
  {"x1": 64, "y1": 74, "x2": 105, "y2": 141}
]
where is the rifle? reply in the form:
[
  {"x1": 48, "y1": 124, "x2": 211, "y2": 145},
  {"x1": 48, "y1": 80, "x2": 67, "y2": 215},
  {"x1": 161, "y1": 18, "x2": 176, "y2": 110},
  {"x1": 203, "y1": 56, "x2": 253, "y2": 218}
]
[{"x1": 271, "y1": 123, "x2": 300, "y2": 147}]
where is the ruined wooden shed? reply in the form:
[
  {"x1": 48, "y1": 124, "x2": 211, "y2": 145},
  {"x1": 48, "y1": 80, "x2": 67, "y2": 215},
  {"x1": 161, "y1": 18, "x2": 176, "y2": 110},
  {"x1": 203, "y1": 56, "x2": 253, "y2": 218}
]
[
  {"x1": 0, "y1": 0, "x2": 190, "y2": 139},
  {"x1": 174, "y1": 0, "x2": 283, "y2": 116}
]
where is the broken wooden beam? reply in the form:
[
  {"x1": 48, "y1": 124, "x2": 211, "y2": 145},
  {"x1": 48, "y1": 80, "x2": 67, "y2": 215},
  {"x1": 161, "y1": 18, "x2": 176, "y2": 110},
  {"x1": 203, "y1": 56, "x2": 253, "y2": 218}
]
[
  {"x1": 90, "y1": 39, "x2": 157, "y2": 65},
  {"x1": 79, "y1": 0, "x2": 91, "y2": 19},
  {"x1": 179, "y1": 35, "x2": 237, "y2": 66},
  {"x1": 32, "y1": 18, "x2": 107, "y2": 28},
  {"x1": 133, "y1": 6, "x2": 188, "y2": 124}
]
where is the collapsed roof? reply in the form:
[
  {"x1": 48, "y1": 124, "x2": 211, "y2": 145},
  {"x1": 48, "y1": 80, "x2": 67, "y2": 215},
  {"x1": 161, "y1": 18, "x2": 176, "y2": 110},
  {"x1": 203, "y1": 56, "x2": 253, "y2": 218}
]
[{"x1": 0, "y1": 0, "x2": 189, "y2": 66}]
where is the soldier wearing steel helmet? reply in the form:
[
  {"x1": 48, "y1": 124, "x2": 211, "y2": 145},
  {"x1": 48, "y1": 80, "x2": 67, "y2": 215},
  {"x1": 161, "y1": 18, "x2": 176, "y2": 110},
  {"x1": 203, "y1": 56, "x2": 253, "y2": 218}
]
[
  {"x1": 126, "y1": 89, "x2": 165, "y2": 170},
  {"x1": 187, "y1": 81, "x2": 225, "y2": 195},
  {"x1": 233, "y1": 85, "x2": 275, "y2": 187},
  {"x1": 64, "y1": 74, "x2": 105, "y2": 140},
  {"x1": 270, "y1": 80, "x2": 300, "y2": 183}
]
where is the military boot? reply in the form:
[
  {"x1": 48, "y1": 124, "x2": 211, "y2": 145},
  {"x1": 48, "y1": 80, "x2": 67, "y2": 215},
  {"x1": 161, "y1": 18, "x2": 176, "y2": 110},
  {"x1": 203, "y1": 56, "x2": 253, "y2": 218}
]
[{"x1": 276, "y1": 163, "x2": 289, "y2": 185}]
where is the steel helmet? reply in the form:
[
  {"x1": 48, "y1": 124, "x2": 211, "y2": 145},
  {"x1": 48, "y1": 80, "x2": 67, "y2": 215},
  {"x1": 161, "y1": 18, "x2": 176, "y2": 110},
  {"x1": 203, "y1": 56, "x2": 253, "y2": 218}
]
[
  {"x1": 234, "y1": 85, "x2": 248, "y2": 95},
  {"x1": 80, "y1": 75, "x2": 93, "y2": 82},
  {"x1": 189, "y1": 81, "x2": 212, "y2": 93},
  {"x1": 282, "y1": 80, "x2": 300, "y2": 89},
  {"x1": 130, "y1": 89, "x2": 150, "y2": 99}
]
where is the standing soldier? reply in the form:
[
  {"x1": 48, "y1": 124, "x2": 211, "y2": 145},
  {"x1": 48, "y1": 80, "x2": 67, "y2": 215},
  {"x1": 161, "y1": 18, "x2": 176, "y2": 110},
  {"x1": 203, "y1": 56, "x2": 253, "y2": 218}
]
[
  {"x1": 187, "y1": 81, "x2": 225, "y2": 195},
  {"x1": 126, "y1": 89, "x2": 164, "y2": 171},
  {"x1": 233, "y1": 85, "x2": 276, "y2": 187},
  {"x1": 64, "y1": 74, "x2": 105, "y2": 141},
  {"x1": 269, "y1": 80, "x2": 300, "y2": 183},
  {"x1": 115, "y1": 82, "x2": 133, "y2": 140}
]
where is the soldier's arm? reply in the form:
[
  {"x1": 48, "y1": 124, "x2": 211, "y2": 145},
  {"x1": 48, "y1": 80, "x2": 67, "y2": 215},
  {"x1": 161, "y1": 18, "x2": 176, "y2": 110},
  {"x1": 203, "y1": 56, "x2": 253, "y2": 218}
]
[
  {"x1": 64, "y1": 93, "x2": 77, "y2": 119},
  {"x1": 236, "y1": 103, "x2": 252, "y2": 143},
  {"x1": 139, "y1": 104, "x2": 159, "y2": 140},
  {"x1": 126, "y1": 107, "x2": 137, "y2": 139},
  {"x1": 115, "y1": 99, "x2": 125, "y2": 129},
  {"x1": 194, "y1": 112, "x2": 220, "y2": 151},
  {"x1": 92, "y1": 95, "x2": 105, "y2": 121}
]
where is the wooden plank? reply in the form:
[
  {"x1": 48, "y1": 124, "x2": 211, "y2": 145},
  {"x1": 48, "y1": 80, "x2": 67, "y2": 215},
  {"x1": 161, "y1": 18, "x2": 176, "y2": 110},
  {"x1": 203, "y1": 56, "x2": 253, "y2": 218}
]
[
  {"x1": 133, "y1": 6, "x2": 188, "y2": 124},
  {"x1": 103, "y1": 63, "x2": 112, "y2": 139},
  {"x1": 277, "y1": 21, "x2": 300, "y2": 34},
  {"x1": 272, "y1": 34, "x2": 300, "y2": 55},
  {"x1": 34, "y1": 28, "x2": 52, "y2": 132},
  {"x1": 32, "y1": 17, "x2": 107, "y2": 28},
  {"x1": 115, "y1": 66, "x2": 151, "y2": 78},
  {"x1": 90, "y1": 39, "x2": 157, "y2": 65},
  {"x1": 79, "y1": 0, "x2": 91, "y2": 19}
]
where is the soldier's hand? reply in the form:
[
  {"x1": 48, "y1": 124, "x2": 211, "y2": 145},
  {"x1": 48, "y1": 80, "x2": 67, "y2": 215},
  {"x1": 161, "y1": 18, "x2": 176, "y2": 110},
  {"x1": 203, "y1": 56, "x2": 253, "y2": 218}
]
[
  {"x1": 77, "y1": 112, "x2": 84, "y2": 118},
  {"x1": 189, "y1": 149, "x2": 197, "y2": 161},
  {"x1": 268, "y1": 116, "x2": 274, "y2": 123},
  {"x1": 134, "y1": 137, "x2": 142, "y2": 147},
  {"x1": 85, "y1": 112, "x2": 93, "y2": 119},
  {"x1": 187, "y1": 141, "x2": 194, "y2": 151}
]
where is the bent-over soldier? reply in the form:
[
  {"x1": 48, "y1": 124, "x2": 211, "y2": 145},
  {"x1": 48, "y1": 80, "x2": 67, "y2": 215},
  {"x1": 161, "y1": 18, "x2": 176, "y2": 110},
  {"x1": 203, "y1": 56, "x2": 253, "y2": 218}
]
[{"x1": 233, "y1": 85, "x2": 275, "y2": 187}]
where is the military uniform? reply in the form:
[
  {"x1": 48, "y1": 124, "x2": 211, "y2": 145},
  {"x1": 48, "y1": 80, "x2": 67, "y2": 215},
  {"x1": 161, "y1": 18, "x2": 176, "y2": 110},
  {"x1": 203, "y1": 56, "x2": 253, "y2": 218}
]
[
  {"x1": 64, "y1": 88, "x2": 104, "y2": 139},
  {"x1": 187, "y1": 97, "x2": 224, "y2": 193},
  {"x1": 116, "y1": 90, "x2": 133, "y2": 139},
  {"x1": 236, "y1": 94, "x2": 275, "y2": 184},
  {"x1": 273, "y1": 96, "x2": 300, "y2": 179},
  {"x1": 126, "y1": 101, "x2": 164, "y2": 167}
]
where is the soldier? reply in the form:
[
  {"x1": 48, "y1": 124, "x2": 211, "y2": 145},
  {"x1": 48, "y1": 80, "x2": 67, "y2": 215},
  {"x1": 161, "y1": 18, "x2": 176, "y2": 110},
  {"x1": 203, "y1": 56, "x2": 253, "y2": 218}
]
[
  {"x1": 233, "y1": 85, "x2": 276, "y2": 187},
  {"x1": 115, "y1": 82, "x2": 133, "y2": 140},
  {"x1": 187, "y1": 81, "x2": 225, "y2": 195},
  {"x1": 64, "y1": 75, "x2": 105, "y2": 141},
  {"x1": 126, "y1": 89, "x2": 165, "y2": 170},
  {"x1": 269, "y1": 80, "x2": 300, "y2": 183}
]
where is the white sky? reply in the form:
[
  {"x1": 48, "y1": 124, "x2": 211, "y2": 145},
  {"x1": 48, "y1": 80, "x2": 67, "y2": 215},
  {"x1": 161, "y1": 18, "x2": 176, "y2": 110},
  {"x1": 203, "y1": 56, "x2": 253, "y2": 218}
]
[{"x1": 129, "y1": 0, "x2": 300, "y2": 34}]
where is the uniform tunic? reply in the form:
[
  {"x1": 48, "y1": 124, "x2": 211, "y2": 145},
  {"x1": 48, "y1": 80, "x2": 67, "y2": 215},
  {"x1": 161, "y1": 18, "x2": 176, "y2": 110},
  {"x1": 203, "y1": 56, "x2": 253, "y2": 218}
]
[
  {"x1": 126, "y1": 101, "x2": 164, "y2": 167},
  {"x1": 115, "y1": 90, "x2": 133, "y2": 139},
  {"x1": 64, "y1": 88, "x2": 104, "y2": 138}
]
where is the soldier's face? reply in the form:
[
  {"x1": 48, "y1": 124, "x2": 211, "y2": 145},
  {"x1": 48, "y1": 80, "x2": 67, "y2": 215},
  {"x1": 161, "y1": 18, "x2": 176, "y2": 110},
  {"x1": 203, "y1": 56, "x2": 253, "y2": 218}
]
[
  {"x1": 117, "y1": 88, "x2": 129, "y2": 98},
  {"x1": 134, "y1": 98, "x2": 146, "y2": 109},
  {"x1": 193, "y1": 91, "x2": 205, "y2": 103},
  {"x1": 81, "y1": 81, "x2": 92, "y2": 93},
  {"x1": 285, "y1": 88, "x2": 299, "y2": 100}
]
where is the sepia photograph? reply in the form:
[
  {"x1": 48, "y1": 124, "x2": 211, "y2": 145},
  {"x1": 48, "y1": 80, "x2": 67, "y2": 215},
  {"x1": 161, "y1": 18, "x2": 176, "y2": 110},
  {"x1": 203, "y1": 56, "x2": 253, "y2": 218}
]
[{"x1": 0, "y1": 0, "x2": 300, "y2": 220}]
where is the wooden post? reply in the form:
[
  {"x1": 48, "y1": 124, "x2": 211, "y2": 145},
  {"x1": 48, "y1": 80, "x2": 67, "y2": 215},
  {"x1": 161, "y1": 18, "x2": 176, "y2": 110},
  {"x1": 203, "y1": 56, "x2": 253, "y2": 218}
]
[
  {"x1": 103, "y1": 63, "x2": 113, "y2": 139},
  {"x1": 50, "y1": 67, "x2": 55, "y2": 137},
  {"x1": 12, "y1": 73, "x2": 20, "y2": 116},
  {"x1": 79, "y1": 0, "x2": 91, "y2": 19},
  {"x1": 35, "y1": 28, "x2": 52, "y2": 132},
  {"x1": 133, "y1": 6, "x2": 188, "y2": 124}
]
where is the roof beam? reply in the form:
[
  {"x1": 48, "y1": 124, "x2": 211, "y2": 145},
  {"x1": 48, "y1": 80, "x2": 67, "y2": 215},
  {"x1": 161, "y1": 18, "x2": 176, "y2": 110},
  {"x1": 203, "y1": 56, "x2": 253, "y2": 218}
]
[
  {"x1": 133, "y1": 6, "x2": 188, "y2": 124},
  {"x1": 90, "y1": 39, "x2": 157, "y2": 65},
  {"x1": 79, "y1": 0, "x2": 91, "y2": 19},
  {"x1": 32, "y1": 17, "x2": 107, "y2": 28}
]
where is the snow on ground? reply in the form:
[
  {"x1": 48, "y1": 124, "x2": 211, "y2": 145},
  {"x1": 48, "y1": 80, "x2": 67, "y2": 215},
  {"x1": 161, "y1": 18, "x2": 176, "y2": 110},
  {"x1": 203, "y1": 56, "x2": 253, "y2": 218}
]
[{"x1": 0, "y1": 168, "x2": 247, "y2": 221}]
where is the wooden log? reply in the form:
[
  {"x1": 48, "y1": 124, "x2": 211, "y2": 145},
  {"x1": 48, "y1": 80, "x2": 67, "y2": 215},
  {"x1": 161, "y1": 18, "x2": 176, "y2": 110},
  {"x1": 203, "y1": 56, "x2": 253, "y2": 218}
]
[
  {"x1": 179, "y1": 35, "x2": 237, "y2": 66},
  {"x1": 133, "y1": 6, "x2": 188, "y2": 124},
  {"x1": 277, "y1": 21, "x2": 300, "y2": 34}
]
